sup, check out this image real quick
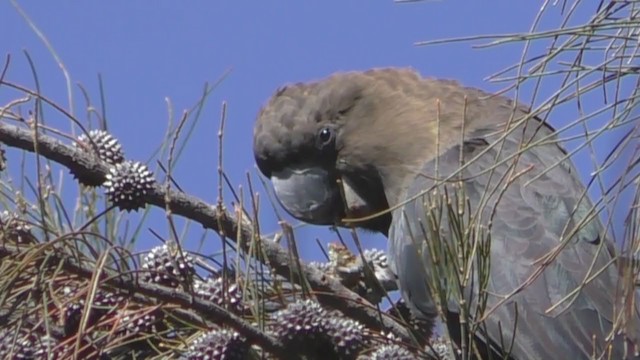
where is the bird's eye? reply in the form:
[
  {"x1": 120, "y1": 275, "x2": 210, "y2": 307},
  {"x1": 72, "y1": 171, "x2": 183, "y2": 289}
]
[{"x1": 318, "y1": 127, "x2": 334, "y2": 147}]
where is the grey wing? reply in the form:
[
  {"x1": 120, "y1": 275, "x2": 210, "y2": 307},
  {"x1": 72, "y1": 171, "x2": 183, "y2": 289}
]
[{"x1": 388, "y1": 121, "x2": 639, "y2": 359}]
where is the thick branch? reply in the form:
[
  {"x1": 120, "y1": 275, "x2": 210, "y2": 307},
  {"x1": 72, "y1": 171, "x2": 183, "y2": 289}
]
[
  {"x1": 0, "y1": 245, "x2": 289, "y2": 358},
  {"x1": 0, "y1": 121, "x2": 411, "y2": 341}
]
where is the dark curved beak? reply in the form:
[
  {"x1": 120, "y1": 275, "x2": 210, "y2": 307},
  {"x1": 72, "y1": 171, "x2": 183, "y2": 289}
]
[
  {"x1": 271, "y1": 166, "x2": 341, "y2": 224},
  {"x1": 271, "y1": 166, "x2": 377, "y2": 229}
]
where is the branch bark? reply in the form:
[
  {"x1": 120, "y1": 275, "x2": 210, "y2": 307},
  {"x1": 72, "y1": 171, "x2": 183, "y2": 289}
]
[
  {"x1": 0, "y1": 245, "x2": 290, "y2": 358},
  {"x1": 0, "y1": 121, "x2": 412, "y2": 342}
]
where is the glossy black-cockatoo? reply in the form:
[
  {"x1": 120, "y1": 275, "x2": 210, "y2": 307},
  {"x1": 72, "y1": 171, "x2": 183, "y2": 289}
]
[{"x1": 252, "y1": 68, "x2": 639, "y2": 359}]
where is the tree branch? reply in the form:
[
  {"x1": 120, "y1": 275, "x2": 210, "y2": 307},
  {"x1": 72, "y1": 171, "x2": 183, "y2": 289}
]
[
  {"x1": 0, "y1": 244, "x2": 289, "y2": 358},
  {"x1": 0, "y1": 120, "x2": 412, "y2": 341}
]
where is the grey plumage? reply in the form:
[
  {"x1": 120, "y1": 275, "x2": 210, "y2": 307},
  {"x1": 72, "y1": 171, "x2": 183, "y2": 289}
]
[{"x1": 253, "y1": 68, "x2": 640, "y2": 359}]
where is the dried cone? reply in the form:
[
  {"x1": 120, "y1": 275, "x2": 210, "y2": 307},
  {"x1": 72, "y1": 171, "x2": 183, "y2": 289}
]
[
  {"x1": 0, "y1": 145, "x2": 6, "y2": 172},
  {"x1": 72, "y1": 129, "x2": 126, "y2": 186},
  {"x1": 116, "y1": 309, "x2": 165, "y2": 337},
  {"x1": 141, "y1": 242, "x2": 195, "y2": 288},
  {"x1": 76, "y1": 129, "x2": 125, "y2": 165},
  {"x1": 357, "y1": 344, "x2": 416, "y2": 360},
  {"x1": 63, "y1": 287, "x2": 125, "y2": 336},
  {"x1": 325, "y1": 317, "x2": 371, "y2": 359},
  {"x1": 103, "y1": 161, "x2": 155, "y2": 211},
  {"x1": 181, "y1": 329, "x2": 248, "y2": 360},
  {"x1": 193, "y1": 276, "x2": 245, "y2": 314},
  {"x1": 0, "y1": 211, "x2": 36, "y2": 245},
  {"x1": 269, "y1": 299, "x2": 334, "y2": 356},
  {"x1": 387, "y1": 299, "x2": 433, "y2": 340},
  {"x1": 0, "y1": 327, "x2": 59, "y2": 360}
]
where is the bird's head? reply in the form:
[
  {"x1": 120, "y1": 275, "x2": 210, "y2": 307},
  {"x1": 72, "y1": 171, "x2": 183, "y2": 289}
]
[{"x1": 253, "y1": 68, "x2": 459, "y2": 234}]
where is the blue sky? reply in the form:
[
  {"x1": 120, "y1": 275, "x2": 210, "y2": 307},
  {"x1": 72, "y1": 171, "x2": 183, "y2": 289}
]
[{"x1": 2, "y1": 2, "x2": 635, "y2": 262}]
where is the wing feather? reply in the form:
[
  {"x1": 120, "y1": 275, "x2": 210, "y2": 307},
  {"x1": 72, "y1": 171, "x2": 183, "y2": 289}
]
[{"x1": 388, "y1": 119, "x2": 638, "y2": 359}]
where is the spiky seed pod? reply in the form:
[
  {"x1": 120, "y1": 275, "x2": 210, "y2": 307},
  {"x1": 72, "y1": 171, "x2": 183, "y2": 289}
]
[
  {"x1": 0, "y1": 327, "x2": 58, "y2": 360},
  {"x1": 387, "y1": 299, "x2": 433, "y2": 340},
  {"x1": 362, "y1": 248, "x2": 386, "y2": 264},
  {"x1": 0, "y1": 145, "x2": 6, "y2": 172},
  {"x1": 322, "y1": 245, "x2": 398, "y2": 305},
  {"x1": 103, "y1": 161, "x2": 155, "y2": 211},
  {"x1": 325, "y1": 317, "x2": 370, "y2": 359},
  {"x1": 193, "y1": 277, "x2": 245, "y2": 314},
  {"x1": 269, "y1": 299, "x2": 334, "y2": 355},
  {"x1": 117, "y1": 310, "x2": 164, "y2": 337},
  {"x1": 108, "y1": 308, "x2": 167, "y2": 357},
  {"x1": 328, "y1": 243, "x2": 358, "y2": 271},
  {"x1": 181, "y1": 329, "x2": 249, "y2": 360},
  {"x1": 357, "y1": 249, "x2": 398, "y2": 304},
  {"x1": 327, "y1": 243, "x2": 362, "y2": 290},
  {"x1": 63, "y1": 287, "x2": 126, "y2": 336},
  {"x1": 50, "y1": 338, "x2": 104, "y2": 360},
  {"x1": 32, "y1": 336, "x2": 60, "y2": 359},
  {"x1": 64, "y1": 301, "x2": 84, "y2": 335},
  {"x1": 357, "y1": 344, "x2": 416, "y2": 360},
  {"x1": 0, "y1": 211, "x2": 36, "y2": 245},
  {"x1": 142, "y1": 243, "x2": 195, "y2": 288},
  {"x1": 361, "y1": 249, "x2": 396, "y2": 285},
  {"x1": 308, "y1": 260, "x2": 333, "y2": 273},
  {"x1": 71, "y1": 130, "x2": 126, "y2": 186},
  {"x1": 426, "y1": 336, "x2": 455, "y2": 360},
  {"x1": 0, "y1": 327, "x2": 33, "y2": 359},
  {"x1": 76, "y1": 129, "x2": 125, "y2": 165}
]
